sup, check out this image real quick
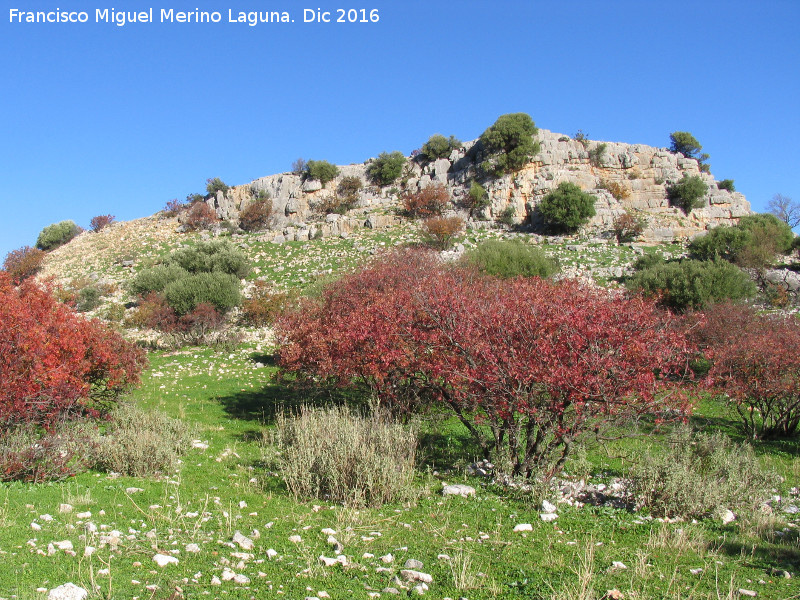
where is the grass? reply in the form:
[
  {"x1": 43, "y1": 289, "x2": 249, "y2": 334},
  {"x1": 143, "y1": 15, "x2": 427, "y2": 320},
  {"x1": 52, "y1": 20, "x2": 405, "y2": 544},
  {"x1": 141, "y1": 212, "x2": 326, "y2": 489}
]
[{"x1": 4, "y1": 220, "x2": 799, "y2": 598}]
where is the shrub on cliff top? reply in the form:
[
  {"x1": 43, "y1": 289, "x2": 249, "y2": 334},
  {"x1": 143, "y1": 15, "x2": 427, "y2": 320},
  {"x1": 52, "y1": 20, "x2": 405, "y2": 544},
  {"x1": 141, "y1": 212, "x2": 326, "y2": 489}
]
[
  {"x1": 479, "y1": 113, "x2": 539, "y2": 176},
  {"x1": 35, "y1": 220, "x2": 82, "y2": 251}
]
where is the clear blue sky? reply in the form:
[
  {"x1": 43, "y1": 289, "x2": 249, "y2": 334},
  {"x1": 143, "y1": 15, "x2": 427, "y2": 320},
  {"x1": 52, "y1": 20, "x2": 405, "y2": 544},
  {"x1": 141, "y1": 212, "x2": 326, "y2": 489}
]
[{"x1": 1, "y1": 0, "x2": 798, "y2": 258}]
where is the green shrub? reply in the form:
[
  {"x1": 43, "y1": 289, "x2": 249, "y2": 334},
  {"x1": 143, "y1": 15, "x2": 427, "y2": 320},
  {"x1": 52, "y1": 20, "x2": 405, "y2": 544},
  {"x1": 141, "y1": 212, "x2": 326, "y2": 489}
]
[
  {"x1": 242, "y1": 281, "x2": 299, "y2": 327},
  {"x1": 35, "y1": 220, "x2": 82, "y2": 251},
  {"x1": 669, "y1": 131, "x2": 703, "y2": 159},
  {"x1": 167, "y1": 241, "x2": 250, "y2": 278},
  {"x1": 271, "y1": 405, "x2": 417, "y2": 507},
  {"x1": 587, "y1": 143, "x2": 607, "y2": 167},
  {"x1": 627, "y1": 259, "x2": 756, "y2": 311},
  {"x1": 632, "y1": 253, "x2": 665, "y2": 272},
  {"x1": 689, "y1": 214, "x2": 794, "y2": 270},
  {"x1": 497, "y1": 205, "x2": 517, "y2": 226},
  {"x1": 206, "y1": 177, "x2": 230, "y2": 195},
  {"x1": 717, "y1": 179, "x2": 735, "y2": 192},
  {"x1": 466, "y1": 181, "x2": 490, "y2": 213},
  {"x1": 75, "y1": 286, "x2": 102, "y2": 313},
  {"x1": 465, "y1": 240, "x2": 559, "y2": 279},
  {"x1": 305, "y1": 160, "x2": 340, "y2": 187},
  {"x1": 163, "y1": 271, "x2": 241, "y2": 316},
  {"x1": 667, "y1": 175, "x2": 708, "y2": 214},
  {"x1": 479, "y1": 113, "x2": 539, "y2": 176},
  {"x1": 421, "y1": 134, "x2": 460, "y2": 160},
  {"x1": 629, "y1": 427, "x2": 780, "y2": 519},
  {"x1": 538, "y1": 182, "x2": 596, "y2": 232},
  {"x1": 93, "y1": 403, "x2": 191, "y2": 477},
  {"x1": 367, "y1": 151, "x2": 406, "y2": 186},
  {"x1": 129, "y1": 264, "x2": 188, "y2": 297}
]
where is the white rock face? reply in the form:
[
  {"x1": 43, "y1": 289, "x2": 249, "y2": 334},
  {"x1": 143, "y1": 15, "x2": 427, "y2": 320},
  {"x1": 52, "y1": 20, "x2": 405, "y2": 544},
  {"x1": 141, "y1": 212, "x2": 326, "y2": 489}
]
[
  {"x1": 48, "y1": 583, "x2": 88, "y2": 600},
  {"x1": 212, "y1": 129, "x2": 751, "y2": 243}
]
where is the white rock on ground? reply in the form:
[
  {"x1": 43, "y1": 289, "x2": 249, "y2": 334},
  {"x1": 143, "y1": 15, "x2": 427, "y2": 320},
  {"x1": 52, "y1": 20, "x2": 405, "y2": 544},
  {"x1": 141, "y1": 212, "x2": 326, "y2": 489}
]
[
  {"x1": 233, "y1": 530, "x2": 254, "y2": 550},
  {"x1": 540, "y1": 513, "x2": 558, "y2": 522},
  {"x1": 513, "y1": 523, "x2": 533, "y2": 532},
  {"x1": 152, "y1": 553, "x2": 179, "y2": 567},
  {"x1": 48, "y1": 583, "x2": 88, "y2": 600},
  {"x1": 400, "y1": 570, "x2": 433, "y2": 584},
  {"x1": 442, "y1": 484, "x2": 476, "y2": 497}
]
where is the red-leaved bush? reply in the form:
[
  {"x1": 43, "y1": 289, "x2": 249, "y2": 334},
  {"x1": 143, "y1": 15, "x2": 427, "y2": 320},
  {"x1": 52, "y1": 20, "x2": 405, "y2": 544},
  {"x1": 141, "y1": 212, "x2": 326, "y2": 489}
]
[
  {"x1": 2, "y1": 246, "x2": 46, "y2": 282},
  {"x1": 89, "y1": 214, "x2": 115, "y2": 232},
  {"x1": 276, "y1": 249, "x2": 694, "y2": 478},
  {"x1": 402, "y1": 184, "x2": 449, "y2": 218},
  {"x1": 689, "y1": 302, "x2": 800, "y2": 439},
  {"x1": 0, "y1": 272, "x2": 147, "y2": 427}
]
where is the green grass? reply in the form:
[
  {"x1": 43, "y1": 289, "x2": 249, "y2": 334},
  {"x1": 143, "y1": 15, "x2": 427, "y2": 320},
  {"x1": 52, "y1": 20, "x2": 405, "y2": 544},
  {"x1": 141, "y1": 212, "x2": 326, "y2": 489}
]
[{"x1": 1, "y1": 346, "x2": 798, "y2": 599}]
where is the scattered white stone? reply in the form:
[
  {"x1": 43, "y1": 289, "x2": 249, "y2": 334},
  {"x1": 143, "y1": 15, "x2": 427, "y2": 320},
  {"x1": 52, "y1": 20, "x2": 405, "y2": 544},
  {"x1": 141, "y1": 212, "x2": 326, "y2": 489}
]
[
  {"x1": 318, "y1": 592, "x2": 330, "y2": 599},
  {"x1": 266, "y1": 548, "x2": 278, "y2": 559},
  {"x1": 191, "y1": 440, "x2": 209, "y2": 450},
  {"x1": 47, "y1": 583, "x2": 88, "y2": 600},
  {"x1": 76, "y1": 512, "x2": 91, "y2": 519},
  {"x1": 210, "y1": 576, "x2": 222, "y2": 586},
  {"x1": 152, "y1": 553, "x2": 179, "y2": 567},
  {"x1": 233, "y1": 531, "x2": 254, "y2": 550},
  {"x1": 542, "y1": 500, "x2": 557, "y2": 513},
  {"x1": 405, "y1": 559, "x2": 424, "y2": 570},
  {"x1": 442, "y1": 484, "x2": 476, "y2": 497},
  {"x1": 718, "y1": 509, "x2": 736, "y2": 525},
  {"x1": 400, "y1": 570, "x2": 433, "y2": 584},
  {"x1": 83, "y1": 546, "x2": 95, "y2": 557},
  {"x1": 40, "y1": 514, "x2": 54, "y2": 522},
  {"x1": 321, "y1": 528, "x2": 336, "y2": 535},
  {"x1": 289, "y1": 535, "x2": 302, "y2": 543},
  {"x1": 233, "y1": 573, "x2": 251, "y2": 585},
  {"x1": 53, "y1": 540, "x2": 74, "y2": 552},
  {"x1": 363, "y1": 552, "x2": 375, "y2": 559},
  {"x1": 412, "y1": 583, "x2": 429, "y2": 595},
  {"x1": 690, "y1": 568, "x2": 703, "y2": 575},
  {"x1": 319, "y1": 555, "x2": 339, "y2": 567},
  {"x1": 738, "y1": 590, "x2": 757, "y2": 597},
  {"x1": 611, "y1": 561, "x2": 628, "y2": 570},
  {"x1": 513, "y1": 524, "x2": 533, "y2": 532},
  {"x1": 185, "y1": 543, "x2": 201, "y2": 553},
  {"x1": 437, "y1": 554, "x2": 451, "y2": 561},
  {"x1": 540, "y1": 513, "x2": 558, "y2": 522},
  {"x1": 125, "y1": 487, "x2": 144, "y2": 494},
  {"x1": 31, "y1": 522, "x2": 42, "y2": 531},
  {"x1": 239, "y1": 501, "x2": 247, "y2": 509},
  {"x1": 97, "y1": 568, "x2": 110, "y2": 576},
  {"x1": 222, "y1": 568, "x2": 236, "y2": 581},
  {"x1": 380, "y1": 553, "x2": 394, "y2": 563}
]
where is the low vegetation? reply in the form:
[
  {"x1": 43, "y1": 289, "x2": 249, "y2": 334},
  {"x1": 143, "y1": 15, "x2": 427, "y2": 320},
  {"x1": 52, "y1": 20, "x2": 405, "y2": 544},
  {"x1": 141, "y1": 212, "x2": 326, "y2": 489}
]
[{"x1": 538, "y1": 182, "x2": 596, "y2": 232}]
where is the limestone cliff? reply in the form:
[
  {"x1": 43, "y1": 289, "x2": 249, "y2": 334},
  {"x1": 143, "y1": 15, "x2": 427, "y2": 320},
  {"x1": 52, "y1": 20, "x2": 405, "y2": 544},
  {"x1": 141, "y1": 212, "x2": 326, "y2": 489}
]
[{"x1": 205, "y1": 130, "x2": 750, "y2": 243}]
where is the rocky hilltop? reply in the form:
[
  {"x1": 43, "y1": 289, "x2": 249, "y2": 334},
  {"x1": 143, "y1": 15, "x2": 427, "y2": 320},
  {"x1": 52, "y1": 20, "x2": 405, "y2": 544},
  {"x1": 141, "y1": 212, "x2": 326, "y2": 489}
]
[{"x1": 203, "y1": 129, "x2": 749, "y2": 243}]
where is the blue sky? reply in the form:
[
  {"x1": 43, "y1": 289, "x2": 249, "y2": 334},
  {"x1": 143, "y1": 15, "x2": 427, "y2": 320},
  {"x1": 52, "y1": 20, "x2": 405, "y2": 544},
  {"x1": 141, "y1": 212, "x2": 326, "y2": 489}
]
[{"x1": 1, "y1": 0, "x2": 798, "y2": 258}]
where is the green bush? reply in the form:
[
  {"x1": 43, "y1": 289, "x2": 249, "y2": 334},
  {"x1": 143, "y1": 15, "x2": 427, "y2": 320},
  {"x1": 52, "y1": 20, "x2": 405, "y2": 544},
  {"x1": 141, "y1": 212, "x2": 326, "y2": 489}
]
[
  {"x1": 632, "y1": 253, "x2": 666, "y2": 272},
  {"x1": 689, "y1": 214, "x2": 794, "y2": 269},
  {"x1": 129, "y1": 264, "x2": 188, "y2": 297},
  {"x1": 75, "y1": 286, "x2": 102, "y2": 313},
  {"x1": 421, "y1": 134, "x2": 460, "y2": 161},
  {"x1": 206, "y1": 177, "x2": 230, "y2": 196},
  {"x1": 271, "y1": 405, "x2": 417, "y2": 508},
  {"x1": 35, "y1": 220, "x2": 82, "y2": 251},
  {"x1": 667, "y1": 175, "x2": 708, "y2": 214},
  {"x1": 163, "y1": 271, "x2": 241, "y2": 316},
  {"x1": 688, "y1": 226, "x2": 751, "y2": 263},
  {"x1": 587, "y1": 142, "x2": 607, "y2": 167},
  {"x1": 367, "y1": 151, "x2": 406, "y2": 186},
  {"x1": 305, "y1": 160, "x2": 340, "y2": 187},
  {"x1": 669, "y1": 131, "x2": 703, "y2": 159},
  {"x1": 717, "y1": 179, "x2": 735, "y2": 192},
  {"x1": 627, "y1": 259, "x2": 756, "y2": 311},
  {"x1": 93, "y1": 403, "x2": 191, "y2": 477},
  {"x1": 479, "y1": 113, "x2": 539, "y2": 176},
  {"x1": 629, "y1": 427, "x2": 780, "y2": 519},
  {"x1": 167, "y1": 241, "x2": 250, "y2": 278},
  {"x1": 465, "y1": 240, "x2": 559, "y2": 279},
  {"x1": 538, "y1": 182, "x2": 596, "y2": 232},
  {"x1": 466, "y1": 181, "x2": 490, "y2": 213}
]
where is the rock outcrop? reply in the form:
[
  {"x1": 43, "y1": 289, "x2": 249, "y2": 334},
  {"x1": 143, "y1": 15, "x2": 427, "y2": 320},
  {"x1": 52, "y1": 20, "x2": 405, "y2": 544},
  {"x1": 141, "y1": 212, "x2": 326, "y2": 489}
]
[{"x1": 206, "y1": 130, "x2": 750, "y2": 243}]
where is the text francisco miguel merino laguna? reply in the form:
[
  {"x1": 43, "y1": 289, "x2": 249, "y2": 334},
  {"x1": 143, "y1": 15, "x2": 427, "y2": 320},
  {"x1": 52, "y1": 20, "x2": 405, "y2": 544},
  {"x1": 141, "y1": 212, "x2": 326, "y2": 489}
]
[{"x1": 8, "y1": 7, "x2": 382, "y2": 26}]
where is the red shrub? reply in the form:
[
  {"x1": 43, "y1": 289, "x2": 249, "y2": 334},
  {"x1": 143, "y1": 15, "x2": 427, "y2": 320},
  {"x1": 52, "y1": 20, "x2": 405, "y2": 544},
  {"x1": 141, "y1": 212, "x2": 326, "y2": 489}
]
[
  {"x1": 163, "y1": 198, "x2": 188, "y2": 217},
  {"x1": 179, "y1": 302, "x2": 224, "y2": 338},
  {"x1": 184, "y1": 202, "x2": 218, "y2": 230},
  {"x1": 90, "y1": 214, "x2": 115, "y2": 232},
  {"x1": 421, "y1": 216, "x2": 464, "y2": 249},
  {"x1": 276, "y1": 249, "x2": 693, "y2": 477},
  {"x1": 402, "y1": 184, "x2": 449, "y2": 218},
  {"x1": 127, "y1": 292, "x2": 179, "y2": 332},
  {"x1": 692, "y1": 303, "x2": 800, "y2": 439},
  {"x1": 3, "y1": 246, "x2": 46, "y2": 282},
  {"x1": 239, "y1": 198, "x2": 273, "y2": 232},
  {"x1": 0, "y1": 272, "x2": 147, "y2": 427}
]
